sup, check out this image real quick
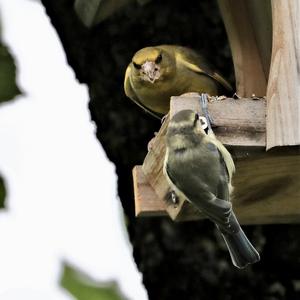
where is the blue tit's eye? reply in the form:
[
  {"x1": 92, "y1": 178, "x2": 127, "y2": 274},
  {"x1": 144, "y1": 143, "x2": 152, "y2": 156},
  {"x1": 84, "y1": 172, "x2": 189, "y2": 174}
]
[
  {"x1": 155, "y1": 54, "x2": 162, "y2": 64},
  {"x1": 199, "y1": 116, "x2": 208, "y2": 130},
  {"x1": 193, "y1": 113, "x2": 199, "y2": 126},
  {"x1": 133, "y1": 61, "x2": 141, "y2": 69}
]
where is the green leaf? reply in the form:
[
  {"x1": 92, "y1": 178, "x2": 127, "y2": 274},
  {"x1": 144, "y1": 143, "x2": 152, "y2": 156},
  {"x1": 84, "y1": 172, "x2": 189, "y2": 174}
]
[
  {"x1": 74, "y1": 0, "x2": 135, "y2": 27},
  {"x1": 0, "y1": 175, "x2": 6, "y2": 209},
  {"x1": 60, "y1": 262, "x2": 127, "y2": 300},
  {"x1": 0, "y1": 42, "x2": 21, "y2": 103}
]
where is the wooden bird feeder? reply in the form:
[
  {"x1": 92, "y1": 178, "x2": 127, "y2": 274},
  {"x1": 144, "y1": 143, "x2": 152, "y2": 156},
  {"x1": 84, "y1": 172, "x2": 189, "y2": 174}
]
[{"x1": 132, "y1": 0, "x2": 300, "y2": 225}]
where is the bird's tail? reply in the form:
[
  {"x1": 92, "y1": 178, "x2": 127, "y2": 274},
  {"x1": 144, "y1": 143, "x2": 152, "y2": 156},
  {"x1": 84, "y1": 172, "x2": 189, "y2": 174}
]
[{"x1": 222, "y1": 229, "x2": 260, "y2": 269}]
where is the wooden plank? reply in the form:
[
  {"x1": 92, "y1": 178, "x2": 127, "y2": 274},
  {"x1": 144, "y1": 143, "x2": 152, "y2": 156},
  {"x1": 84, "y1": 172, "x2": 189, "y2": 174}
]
[
  {"x1": 266, "y1": 0, "x2": 300, "y2": 149},
  {"x1": 135, "y1": 94, "x2": 300, "y2": 224},
  {"x1": 244, "y1": 0, "x2": 272, "y2": 79},
  {"x1": 231, "y1": 147, "x2": 300, "y2": 224},
  {"x1": 218, "y1": 0, "x2": 270, "y2": 97},
  {"x1": 135, "y1": 147, "x2": 300, "y2": 224},
  {"x1": 132, "y1": 166, "x2": 167, "y2": 217},
  {"x1": 170, "y1": 93, "x2": 266, "y2": 147}
]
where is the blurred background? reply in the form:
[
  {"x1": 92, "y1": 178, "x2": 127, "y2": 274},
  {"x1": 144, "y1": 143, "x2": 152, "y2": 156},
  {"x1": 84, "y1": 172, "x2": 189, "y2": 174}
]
[
  {"x1": 0, "y1": 0, "x2": 300, "y2": 299},
  {"x1": 0, "y1": 0, "x2": 146, "y2": 299}
]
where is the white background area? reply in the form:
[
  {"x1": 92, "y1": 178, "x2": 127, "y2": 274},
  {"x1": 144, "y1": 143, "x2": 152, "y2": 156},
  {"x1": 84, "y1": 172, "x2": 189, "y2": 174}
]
[{"x1": 0, "y1": 0, "x2": 148, "y2": 299}]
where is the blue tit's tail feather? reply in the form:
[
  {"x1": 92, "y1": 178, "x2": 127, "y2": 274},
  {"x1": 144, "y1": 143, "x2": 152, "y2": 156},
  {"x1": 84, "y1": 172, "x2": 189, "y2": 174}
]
[{"x1": 222, "y1": 229, "x2": 260, "y2": 269}]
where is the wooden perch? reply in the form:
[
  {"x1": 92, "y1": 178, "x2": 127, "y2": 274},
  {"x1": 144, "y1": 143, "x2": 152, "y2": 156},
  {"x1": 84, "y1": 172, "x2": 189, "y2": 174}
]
[
  {"x1": 218, "y1": 0, "x2": 272, "y2": 97},
  {"x1": 133, "y1": 166, "x2": 167, "y2": 217},
  {"x1": 266, "y1": 0, "x2": 300, "y2": 149},
  {"x1": 133, "y1": 93, "x2": 300, "y2": 224},
  {"x1": 219, "y1": 0, "x2": 299, "y2": 150}
]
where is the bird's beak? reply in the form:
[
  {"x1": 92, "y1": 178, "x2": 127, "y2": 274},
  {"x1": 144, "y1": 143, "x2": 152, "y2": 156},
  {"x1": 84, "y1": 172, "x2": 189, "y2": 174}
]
[{"x1": 141, "y1": 61, "x2": 160, "y2": 83}]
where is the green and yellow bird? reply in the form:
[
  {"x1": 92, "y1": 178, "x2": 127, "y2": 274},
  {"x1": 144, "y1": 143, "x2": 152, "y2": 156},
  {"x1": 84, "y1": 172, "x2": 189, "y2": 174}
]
[{"x1": 124, "y1": 45, "x2": 232, "y2": 118}]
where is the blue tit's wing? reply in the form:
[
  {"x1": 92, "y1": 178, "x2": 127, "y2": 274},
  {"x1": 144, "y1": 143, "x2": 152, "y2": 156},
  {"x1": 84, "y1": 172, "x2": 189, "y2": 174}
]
[
  {"x1": 206, "y1": 133, "x2": 235, "y2": 186},
  {"x1": 204, "y1": 142, "x2": 231, "y2": 201},
  {"x1": 124, "y1": 65, "x2": 161, "y2": 119},
  {"x1": 166, "y1": 162, "x2": 231, "y2": 225},
  {"x1": 165, "y1": 143, "x2": 232, "y2": 226}
]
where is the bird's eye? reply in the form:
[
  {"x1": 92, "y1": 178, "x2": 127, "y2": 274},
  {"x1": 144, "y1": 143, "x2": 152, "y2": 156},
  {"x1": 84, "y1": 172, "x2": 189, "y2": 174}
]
[
  {"x1": 199, "y1": 116, "x2": 208, "y2": 130},
  {"x1": 133, "y1": 61, "x2": 141, "y2": 69},
  {"x1": 193, "y1": 113, "x2": 199, "y2": 125},
  {"x1": 155, "y1": 54, "x2": 162, "y2": 64}
]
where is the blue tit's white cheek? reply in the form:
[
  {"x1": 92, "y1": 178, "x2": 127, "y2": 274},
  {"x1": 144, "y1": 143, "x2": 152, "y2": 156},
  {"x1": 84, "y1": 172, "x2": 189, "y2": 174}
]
[{"x1": 195, "y1": 119, "x2": 206, "y2": 135}]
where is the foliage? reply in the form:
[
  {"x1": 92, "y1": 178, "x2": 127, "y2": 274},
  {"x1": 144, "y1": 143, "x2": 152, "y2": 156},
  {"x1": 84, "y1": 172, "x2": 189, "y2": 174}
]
[
  {"x1": 0, "y1": 42, "x2": 21, "y2": 103},
  {"x1": 60, "y1": 262, "x2": 126, "y2": 300},
  {"x1": 0, "y1": 17, "x2": 21, "y2": 210},
  {"x1": 0, "y1": 175, "x2": 5, "y2": 209}
]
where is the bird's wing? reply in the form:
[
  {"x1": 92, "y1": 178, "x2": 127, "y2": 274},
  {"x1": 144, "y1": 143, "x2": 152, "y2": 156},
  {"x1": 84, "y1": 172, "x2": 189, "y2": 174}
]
[
  {"x1": 174, "y1": 46, "x2": 233, "y2": 92},
  {"x1": 205, "y1": 133, "x2": 235, "y2": 186},
  {"x1": 124, "y1": 65, "x2": 161, "y2": 119},
  {"x1": 165, "y1": 147, "x2": 232, "y2": 227}
]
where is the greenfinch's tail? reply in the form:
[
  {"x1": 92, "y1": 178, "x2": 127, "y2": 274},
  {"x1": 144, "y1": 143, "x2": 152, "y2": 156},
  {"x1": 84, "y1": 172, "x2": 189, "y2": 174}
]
[{"x1": 212, "y1": 72, "x2": 233, "y2": 93}]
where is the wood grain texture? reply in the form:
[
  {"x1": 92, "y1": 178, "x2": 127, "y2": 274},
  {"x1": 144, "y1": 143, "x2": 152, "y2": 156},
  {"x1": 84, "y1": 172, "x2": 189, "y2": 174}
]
[
  {"x1": 244, "y1": 0, "x2": 272, "y2": 79},
  {"x1": 231, "y1": 147, "x2": 300, "y2": 224},
  {"x1": 132, "y1": 166, "x2": 167, "y2": 217},
  {"x1": 170, "y1": 93, "x2": 266, "y2": 146},
  {"x1": 266, "y1": 0, "x2": 300, "y2": 149},
  {"x1": 135, "y1": 147, "x2": 300, "y2": 224},
  {"x1": 218, "y1": 0, "x2": 271, "y2": 97}
]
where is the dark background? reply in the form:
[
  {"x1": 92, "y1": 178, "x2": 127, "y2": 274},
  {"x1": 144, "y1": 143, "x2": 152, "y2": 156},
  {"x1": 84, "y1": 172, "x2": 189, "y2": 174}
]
[{"x1": 40, "y1": 0, "x2": 300, "y2": 299}]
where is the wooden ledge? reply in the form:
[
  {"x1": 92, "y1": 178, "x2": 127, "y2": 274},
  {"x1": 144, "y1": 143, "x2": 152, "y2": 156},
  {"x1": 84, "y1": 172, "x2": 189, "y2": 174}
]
[{"x1": 133, "y1": 93, "x2": 300, "y2": 224}]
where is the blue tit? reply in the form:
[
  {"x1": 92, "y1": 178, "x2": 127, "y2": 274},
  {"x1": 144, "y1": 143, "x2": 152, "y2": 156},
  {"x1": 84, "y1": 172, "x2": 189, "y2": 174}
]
[
  {"x1": 124, "y1": 45, "x2": 232, "y2": 118},
  {"x1": 163, "y1": 109, "x2": 260, "y2": 268}
]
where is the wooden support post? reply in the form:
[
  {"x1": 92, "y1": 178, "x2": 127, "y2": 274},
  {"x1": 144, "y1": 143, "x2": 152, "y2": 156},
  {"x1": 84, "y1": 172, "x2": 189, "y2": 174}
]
[
  {"x1": 132, "y1": 93, "x2": 300, "y2": 224},
  {"x1": 218, "y1": 0, "x2": 272, "y2": 97},
  {"x1": 266, "y1": 0, "x2": 300, "y2": 149}
]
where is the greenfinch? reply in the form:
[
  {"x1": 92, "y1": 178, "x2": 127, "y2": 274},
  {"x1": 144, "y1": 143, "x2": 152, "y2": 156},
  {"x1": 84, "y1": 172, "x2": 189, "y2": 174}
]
[
  {"x1": 124, "y1": 45, "x2": 232, "y2": 118},
  {"x1": 163, "y1": 109, "x2": 260, "y2": 268}
]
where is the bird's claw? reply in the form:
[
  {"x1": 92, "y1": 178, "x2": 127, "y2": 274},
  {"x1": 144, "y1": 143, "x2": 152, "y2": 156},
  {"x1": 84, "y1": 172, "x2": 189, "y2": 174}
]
[
  {"x1": 161, "y1": 114, "x2": 168, "y2": 124},
  {"x1": 171, "y1": 191, "x2": 179, "y2": 206},
  {"x1": 199, "y1": 93, "x2": 214, "y2": 131}
]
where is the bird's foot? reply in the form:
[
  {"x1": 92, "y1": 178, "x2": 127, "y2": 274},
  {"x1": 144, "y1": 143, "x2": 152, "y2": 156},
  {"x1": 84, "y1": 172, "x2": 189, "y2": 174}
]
[
  {"x1": 199, "y1": 93, "x2": 214, "y2": 132},
  {"x1": 161, "y1": 113, "x2": 169, "y2": 124},
  {"x1": 171, "y1": 191, "x2": 179, "y2": 205},
  {"x1": 233, "y1": 92, "x2": 241, "y2": 99}
]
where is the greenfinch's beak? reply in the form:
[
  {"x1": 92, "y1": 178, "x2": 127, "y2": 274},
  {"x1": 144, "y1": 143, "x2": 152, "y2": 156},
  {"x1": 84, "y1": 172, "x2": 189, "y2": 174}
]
[{"x1": 141, "y1": 61, "x2": 160, "y2": 83}]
